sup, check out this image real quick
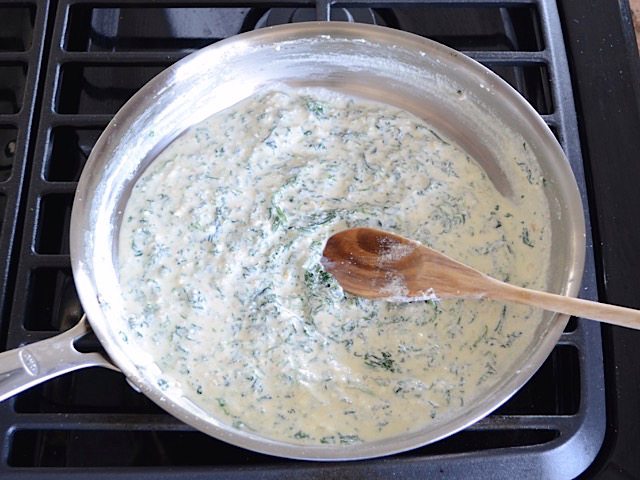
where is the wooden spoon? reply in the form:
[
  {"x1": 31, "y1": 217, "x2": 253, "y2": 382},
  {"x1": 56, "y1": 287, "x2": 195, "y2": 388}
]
[{"x1": 321, "y1": 227, "x2": 640, "y2": 329}]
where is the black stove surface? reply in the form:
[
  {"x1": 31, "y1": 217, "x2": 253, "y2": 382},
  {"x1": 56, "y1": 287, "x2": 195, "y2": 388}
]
[
  {"x1": 0, "y1": 0, "x2": 637, "y2": 478},
  {"x1": 558, "y1": 1, "x2": 640, "y2": 478}
]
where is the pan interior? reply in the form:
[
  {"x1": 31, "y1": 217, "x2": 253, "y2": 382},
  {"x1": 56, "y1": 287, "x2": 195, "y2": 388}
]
[{"x1": 71, "y1": 23, "x2": 584, "y2": 460}]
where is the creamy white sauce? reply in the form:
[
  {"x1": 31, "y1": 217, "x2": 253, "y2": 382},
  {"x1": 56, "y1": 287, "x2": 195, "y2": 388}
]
[{"x1": 118, "y1": 88, "x2": 551, "y2": 445}]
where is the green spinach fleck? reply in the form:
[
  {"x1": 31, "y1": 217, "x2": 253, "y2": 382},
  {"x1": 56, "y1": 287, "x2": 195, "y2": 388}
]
[
  {"x1": 521, "y1": 227, "x2": 535, "y2": 247},
  {"x1": 364, "y1": 351, "x2": 396, "y2": 372}
]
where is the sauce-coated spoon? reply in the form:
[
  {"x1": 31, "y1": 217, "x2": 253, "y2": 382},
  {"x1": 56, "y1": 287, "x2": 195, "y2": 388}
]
[{"x1": 321, "y1": 227, "x2": 640, "y2": 330}]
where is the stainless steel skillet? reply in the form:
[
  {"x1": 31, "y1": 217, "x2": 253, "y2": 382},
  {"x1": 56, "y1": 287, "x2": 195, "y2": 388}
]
[{"x1": 0, "y1": 22, "x2": 585, "y2": 460}]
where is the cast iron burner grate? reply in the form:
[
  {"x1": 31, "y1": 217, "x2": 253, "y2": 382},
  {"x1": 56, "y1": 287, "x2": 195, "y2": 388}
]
[
  {"x1": 0, "y1": 0, "x2": 605, "y2": 478},
  {"x1": 0, "y1": 4, "x2": 42, "y2": 329}
]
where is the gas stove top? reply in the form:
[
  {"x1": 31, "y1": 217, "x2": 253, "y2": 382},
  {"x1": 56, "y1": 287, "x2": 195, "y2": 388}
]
[{"x1": 0, "y1": 0, "x2": 638, "y2": 478}]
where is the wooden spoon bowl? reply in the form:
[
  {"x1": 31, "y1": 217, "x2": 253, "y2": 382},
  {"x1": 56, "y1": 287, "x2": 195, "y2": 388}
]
[{"x1": 321, "y1": 227, "x2": 640, "y2": 329}]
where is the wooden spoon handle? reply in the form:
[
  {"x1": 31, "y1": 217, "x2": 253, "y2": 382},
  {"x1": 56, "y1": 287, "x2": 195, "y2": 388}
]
[{"x1": 488, "y1": 279, "x2": 640, "y2": 329}]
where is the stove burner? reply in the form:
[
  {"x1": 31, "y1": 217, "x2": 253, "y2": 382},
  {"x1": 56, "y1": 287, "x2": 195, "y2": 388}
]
[
  {"x1": 1, "y1": 137, "x2": 15, "y2": 181},
  {"x1": 254, "y1": 7, "x2": 386, "y2": 28},
  {"x1": 3, "y1": 140, "x2": 15, "y2": 158}
]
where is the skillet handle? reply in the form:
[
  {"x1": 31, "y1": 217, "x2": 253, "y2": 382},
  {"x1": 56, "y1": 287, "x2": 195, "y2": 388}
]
[{"x1": 0, "y1": 315, "x2": 119, "y2": 402}]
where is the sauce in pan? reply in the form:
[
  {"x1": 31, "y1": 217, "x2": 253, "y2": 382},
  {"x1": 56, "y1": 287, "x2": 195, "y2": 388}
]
[{"x1": 118, "y1": 88, "x2": 550, "y2": 444}]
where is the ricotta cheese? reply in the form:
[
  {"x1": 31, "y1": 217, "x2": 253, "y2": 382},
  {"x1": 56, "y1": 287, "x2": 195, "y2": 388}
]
[{"x1": 118, "y1": 87, "x2": 551, "y2": 445}]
